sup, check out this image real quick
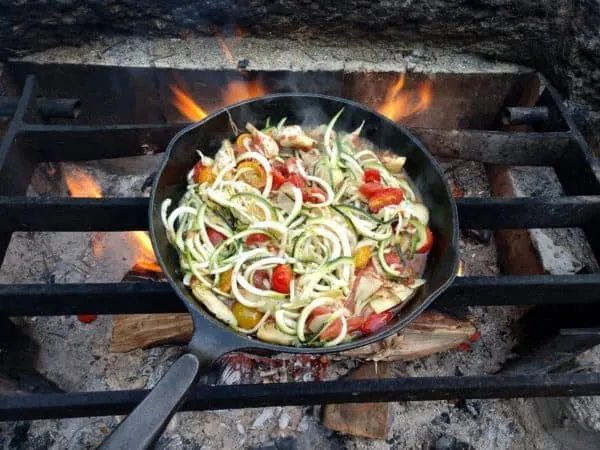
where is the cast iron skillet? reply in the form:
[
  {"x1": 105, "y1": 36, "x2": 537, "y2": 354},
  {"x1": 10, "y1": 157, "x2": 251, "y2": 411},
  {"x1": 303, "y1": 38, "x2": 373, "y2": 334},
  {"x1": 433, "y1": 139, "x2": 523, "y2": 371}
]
[{"x1": 100, "y1": 94, "x2": 459, "y2": 449}]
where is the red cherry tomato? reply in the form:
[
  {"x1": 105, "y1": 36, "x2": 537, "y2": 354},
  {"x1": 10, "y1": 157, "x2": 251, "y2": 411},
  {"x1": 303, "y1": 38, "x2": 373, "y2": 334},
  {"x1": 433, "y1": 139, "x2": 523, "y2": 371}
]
[
  {"x1": 271, "y1": 264, "x2": 293, "y2": 293},
  {"x1": 368, "y1": 188, "x2": 404, "y2": 213},
  {"x1": 253, "y1": 270, "x2": 270, "y2": 289},
  {"x1": 303, "y1": 186, "x2": 327, "y2": 203},
  {"x1": 363, "y1": 168, "x2": 381, "y2": 183},
  {"x1": 285, "y1": 157, "x2": 299, "y2": 174},
  {"x1": 245, "y1": 233, "x2": 270, "y2": 246},
  {"x1": 319, "y1": 318, "x2": 342, "y2": 341},
  {"x1": 347, "y1": 316, "x2": 365, "y2": 331},
  {"x1": 360, "y1": 312, "x2": 393, "y2": 335},
  {"x1": 77, "y1": 314, "x2": 97, "y2": 324},
  {"x1": 288, "y1": 173, "x2": 306, "y2": 189},
  {"x1": 359, "y1": 182, "x2": 383, "y2": 199},
  {"x1": 271, "y1": 168, "x2": 286, "y2": 190},
  {"x1": 384, "y1": 252, "x2": 402, "y2": 268},
  {"x1": 207, "y1": 227, "x2": 226, "y2": 245},
  {"x1": 417, "y1": 227, "x2": 434, "y2": 254}
]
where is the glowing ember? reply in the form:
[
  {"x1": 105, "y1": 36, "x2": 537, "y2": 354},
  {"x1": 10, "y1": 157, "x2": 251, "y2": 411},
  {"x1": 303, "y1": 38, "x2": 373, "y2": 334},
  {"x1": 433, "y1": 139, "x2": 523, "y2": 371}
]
[
  {"x1": 169, "y1": 85, "x2": 208, "y2": 122},
  {"x1": 64, "y1": 167, "x2": 161, "y2": 273},
  {"x1": 377, "y1": 73, "x2": 432, "y2": 122}
]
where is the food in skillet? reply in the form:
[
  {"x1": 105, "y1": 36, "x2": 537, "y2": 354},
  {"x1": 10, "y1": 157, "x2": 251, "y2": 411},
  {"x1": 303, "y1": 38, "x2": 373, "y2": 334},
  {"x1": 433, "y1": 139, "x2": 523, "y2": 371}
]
[{"x1": 161, "y1": 110, "x2": 433, "y2": 347}]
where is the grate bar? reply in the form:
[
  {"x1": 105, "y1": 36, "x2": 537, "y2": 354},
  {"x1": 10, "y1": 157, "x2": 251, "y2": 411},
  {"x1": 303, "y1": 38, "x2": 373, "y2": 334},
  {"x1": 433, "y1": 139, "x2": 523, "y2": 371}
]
[
  {"x1": 19, "y1": 124, "x2": 181, "y2": 161},
  {"x1": 1, "y1": 275, "x2": 599, "y2": 316},
  {"x1": 2, "y1": 196, "x2": 600, "y2": 231},
  {"x1": 412, "y1": 128, "x2": 572, "y2": 165},
  {"x1": 2, "y1": 371, "x2": 600, "y2": 421}
]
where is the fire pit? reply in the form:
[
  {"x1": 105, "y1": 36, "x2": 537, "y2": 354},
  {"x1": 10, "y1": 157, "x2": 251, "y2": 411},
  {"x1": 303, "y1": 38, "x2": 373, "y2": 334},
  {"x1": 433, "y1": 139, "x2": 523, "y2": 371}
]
[{"x1": 1, "y1": 37, "x2": 600, "y2": 448}]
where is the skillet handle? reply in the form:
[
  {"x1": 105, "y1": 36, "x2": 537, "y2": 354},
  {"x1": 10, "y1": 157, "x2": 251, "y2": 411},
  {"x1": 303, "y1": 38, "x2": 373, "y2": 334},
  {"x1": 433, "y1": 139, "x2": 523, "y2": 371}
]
[{"x1": 99, "y1": 353, "x2": 202, "y2": 450}]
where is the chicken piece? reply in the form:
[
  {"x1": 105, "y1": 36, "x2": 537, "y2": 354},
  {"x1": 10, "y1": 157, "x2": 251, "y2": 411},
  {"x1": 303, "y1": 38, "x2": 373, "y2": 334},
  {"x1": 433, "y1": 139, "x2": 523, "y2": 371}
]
[
  {"x1": 246, "y1": 123, "x2": 279, "y2": 159},
  {"x1": 380, "y1": 155, "x2": 407, "y2": 173},
  {"x1": 277, "y1": 125, "x2": 316, "y2": 150}
]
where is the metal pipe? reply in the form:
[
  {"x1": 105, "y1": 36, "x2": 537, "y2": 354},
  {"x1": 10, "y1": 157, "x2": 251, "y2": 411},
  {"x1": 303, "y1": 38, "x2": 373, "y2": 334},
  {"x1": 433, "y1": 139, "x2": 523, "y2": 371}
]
[
  {"x1": 0, "y1": 97, "x2": 81, "y2": 119},
  {"x1": 502, "y1": 106, "x2": 549, "y2": 126}
]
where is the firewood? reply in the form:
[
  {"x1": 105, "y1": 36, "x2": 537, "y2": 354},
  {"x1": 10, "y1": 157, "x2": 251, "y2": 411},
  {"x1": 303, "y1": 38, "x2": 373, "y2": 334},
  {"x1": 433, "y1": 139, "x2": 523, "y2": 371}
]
[
  {"x1": 111, "y1": 310, "x2": 476, "y2": 359},
  {"x1": 323, "y1": 362, "x2": 391, "y2": 439}
]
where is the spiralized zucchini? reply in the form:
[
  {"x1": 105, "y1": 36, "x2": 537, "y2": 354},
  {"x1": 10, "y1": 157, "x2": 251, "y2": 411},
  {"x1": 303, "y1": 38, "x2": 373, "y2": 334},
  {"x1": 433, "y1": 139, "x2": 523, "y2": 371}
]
[{"x1": 161, "y1": 110, "x2": 433, "y2": 347}]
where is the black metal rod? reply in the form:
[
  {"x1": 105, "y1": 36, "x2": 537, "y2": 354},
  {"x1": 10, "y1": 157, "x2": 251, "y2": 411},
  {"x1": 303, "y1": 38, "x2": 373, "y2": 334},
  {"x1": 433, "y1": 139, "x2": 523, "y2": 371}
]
[
  {"x1": 411, "y1": 128, "x2": 570, "y2": 165},
  {"x1": 502, "y1": 107, "x2": 549, "y2": 126},
  {"x1": 1, "y1": 275, "x2": 600, "y2": 316},
  {"x1": 0, "y1": 97, "x2": 81, "y2": 119},
  {"x1": 2, "y1": 372, "x2": 600, "y2": 421},
  {"x1": 2, "y1": 196, "x2": 599, "y2": 232}
]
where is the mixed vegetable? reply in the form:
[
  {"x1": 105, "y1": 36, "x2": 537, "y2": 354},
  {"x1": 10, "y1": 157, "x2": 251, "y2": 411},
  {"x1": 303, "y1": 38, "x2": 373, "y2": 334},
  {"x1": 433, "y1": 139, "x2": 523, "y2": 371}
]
[{"x1": 161, "y1": 110, "x2": 433, "y2": 347}]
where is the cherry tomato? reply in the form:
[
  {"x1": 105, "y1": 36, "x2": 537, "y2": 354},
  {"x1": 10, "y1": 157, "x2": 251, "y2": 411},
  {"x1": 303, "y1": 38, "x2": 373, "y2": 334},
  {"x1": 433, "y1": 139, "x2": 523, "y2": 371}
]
[
  {"x1": 319, "y1": 318, "x2": 342, "y2": 341},
  {"x1": 245, "y1": 233, "x2": 271, "y2": 246},
  {"x1": 237, "y1": 161, "x2": 266, "y2": 189},
  {"x1": 353, "y1": 246, "x2": 371, "y2": 269},
  {"x1": 207, "y1": 227, "x2": 226, "y2": 245},
  {"x1": 285, "y1": 157, "x2": 299, "y2": 174},
  {"x1": 308, "y1": 306, "x2": 334, "y2": 323},
  {"x1": 288, "y1": 173, "x2": 306, "y2": 189},
  {"x1": 363, "y1": 168, "x2": 381, "y2": 183},
  {"x1": 368, "y1": 188, "x2": 404, "y2": 213},
  {"x1": 384, "y1": 252, "x2": 402, "y2": 267},
  {"x1": 77, "y1": 314, "x2": 97, "y2": 324},
  {"x1": 218, "y1": 269, "x2": 233, "y2": 293},
  {"x1": 231, "y1": 302, "x2": 262, "y2": 329},
  {"x1": 235, "y1": 133, "x2": 253, "y2": 155},
  {"x1": 319, "y1": 315, "x2": 364, "y2": 341},
  {"x1": 416, "y1": 227, "x2": 434, "y2": 254},
  {"x1": 271, "y1": 264, "x2": 293, "y2": 294},
  {"x1": 347, "y1": 316, "x2": 365, "y2": 332},
  {"x1": 253, "y1": 269, "x2": 270, "y2": 289},
  {"x1": 359, "y1": 182, "x2": 383, "y2": 199},
  {"x1": 193, "y1": 162, "x2": 215, "y2": 184},
  {"x1": 303, "y1": 186, "x2": 327, "y2": 203},
  {"x1": 272, "y1": 168, "x2": 286, "y2": 190},
  {"x1": 360, "y1": 311, "x2": 393, "y2": 335}
]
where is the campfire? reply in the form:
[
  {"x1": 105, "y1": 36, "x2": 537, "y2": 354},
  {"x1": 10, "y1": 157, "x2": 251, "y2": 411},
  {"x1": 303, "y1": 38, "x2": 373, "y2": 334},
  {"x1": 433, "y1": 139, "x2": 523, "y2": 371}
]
[{"x1": 1, "y1": 14, "x2": 599, "y2": 449}]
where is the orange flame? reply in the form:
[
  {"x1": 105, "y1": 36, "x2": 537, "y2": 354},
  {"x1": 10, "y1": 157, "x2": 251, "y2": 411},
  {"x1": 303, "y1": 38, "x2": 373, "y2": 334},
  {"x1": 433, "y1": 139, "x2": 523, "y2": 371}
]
[
  {"x1": 377, "y1": 74, "x2": 432, "y2": 122},
  {"x1": 169, "y1": 85, "x2": 208, "y2": 122},
  {"x1": 64, "y1": 167, "x2": 102, "y2": 198},
  {"x1": 64, "y1": 167, "x2": 162, "y2": 273},
  {"x1": 222, "y1": 80, "x2": 267, "y2": 105},
  {"x1": 129, "y1": 231, "x2": 162, "y2": 273}
]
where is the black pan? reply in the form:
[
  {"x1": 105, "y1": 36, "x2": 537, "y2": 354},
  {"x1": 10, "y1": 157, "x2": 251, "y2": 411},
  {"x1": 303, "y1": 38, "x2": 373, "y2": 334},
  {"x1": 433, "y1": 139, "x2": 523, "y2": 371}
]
[{"x1": 100, "y1": 94, "x2": 459, "y2": 449}]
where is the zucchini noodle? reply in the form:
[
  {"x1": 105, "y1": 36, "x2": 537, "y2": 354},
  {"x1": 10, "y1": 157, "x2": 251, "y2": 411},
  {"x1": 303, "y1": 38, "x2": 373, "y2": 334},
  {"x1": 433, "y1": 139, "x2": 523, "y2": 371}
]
[{"x1": 161, "y1": 112, "x2": 432, "y2": 347}]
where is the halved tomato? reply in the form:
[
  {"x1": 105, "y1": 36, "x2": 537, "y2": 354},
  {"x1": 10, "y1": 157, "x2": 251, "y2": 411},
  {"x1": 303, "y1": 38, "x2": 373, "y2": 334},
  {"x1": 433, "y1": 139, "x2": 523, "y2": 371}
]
[
  {"x1": 253, "y1": 270, "x2": 269, "y2": 289},
  {"x1": 359, "y1": 182, "x2": 383, "y2": 199},
  {"x1": 360, "y1": 311, "x2": 393, "y2": 335},
  {"x1": 303, "y1": 186, "x2": 327, "y2": 203},
  {"x1": 245, "y1": 233, "x2": 271, "y2": 246},
  {"x1": 288, "y1": 173, "x2": 306, "y2": 189},
  {"x1": 207, "y1": 227, "x2": 226, "y2": 245},
  {"x1": 272, "y1": 264, "x2": 293, "y2": 294},
  {"x1": 417, "y1": 227, "x2": 434, "y2": 254},
  {"x1": 368, "y1": 188, "x2": 404, "y2": 213},
  {"x1": 363, "y1": 168, "x2": 381, "y2": 183}
]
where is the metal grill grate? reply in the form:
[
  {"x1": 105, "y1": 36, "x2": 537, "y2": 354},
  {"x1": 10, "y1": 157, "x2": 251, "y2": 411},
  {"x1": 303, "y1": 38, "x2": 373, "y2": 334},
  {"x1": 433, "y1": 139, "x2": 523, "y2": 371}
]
[{"x1": 1, "y1": 75, "x2": 600, "y2": 421}]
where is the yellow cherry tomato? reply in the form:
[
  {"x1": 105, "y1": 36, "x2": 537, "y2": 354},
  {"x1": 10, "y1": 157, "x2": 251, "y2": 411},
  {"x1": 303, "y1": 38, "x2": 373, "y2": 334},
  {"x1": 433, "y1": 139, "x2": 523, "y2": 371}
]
[
  {"x1": 235, "y1": 133, "x2": 253, "y2": 154},
  {"x1": 231, "y1": 302, "x2": 262, "y2": 329},
  {"x1": 218, "y1": 269, "x2": 233, "y2": 293},
  {"x1": 353, "y1": 246, "x2": 371, "y2": 269},
  {"x1": 237, "y1": 161, "x2": 266, "y2": 189}
]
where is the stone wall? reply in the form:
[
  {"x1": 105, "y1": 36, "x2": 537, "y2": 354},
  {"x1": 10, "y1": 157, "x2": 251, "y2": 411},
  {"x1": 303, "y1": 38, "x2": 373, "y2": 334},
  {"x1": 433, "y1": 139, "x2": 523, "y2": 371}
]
[{"x1": 2, "y1": 0, "x2": 599, "y2": 149}]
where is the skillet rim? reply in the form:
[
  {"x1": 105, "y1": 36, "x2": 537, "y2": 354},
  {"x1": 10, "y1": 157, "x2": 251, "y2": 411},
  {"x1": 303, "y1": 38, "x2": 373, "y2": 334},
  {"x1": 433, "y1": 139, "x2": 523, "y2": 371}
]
[{"x1": 149, "y1": 92, "x2": 459, "y2": 354}]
